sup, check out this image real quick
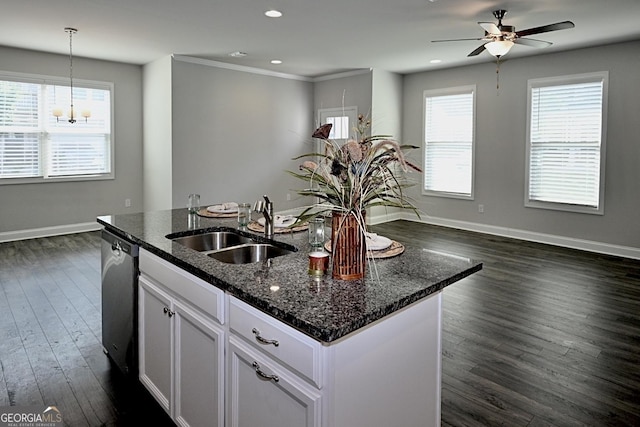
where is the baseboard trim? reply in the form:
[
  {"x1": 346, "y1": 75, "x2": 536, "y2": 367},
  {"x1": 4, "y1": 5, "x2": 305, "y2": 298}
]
[
  {"x1": 0, "y1": 222, "x2": 103, "y2": 243},
  {"x1": 401, "y1": 214, "x2": 640, "y2": 260},
  {"x1": 287, "y1": 208, "x2": 640, "y2": 260},
  {"x1": 7, "y1": 214, "x2": 635, "y2": 261}
]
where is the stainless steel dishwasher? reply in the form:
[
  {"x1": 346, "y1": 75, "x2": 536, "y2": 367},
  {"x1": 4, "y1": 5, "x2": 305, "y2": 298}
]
[{"x1": 101, "y1": 229, "x2": 139, "y2": 376}]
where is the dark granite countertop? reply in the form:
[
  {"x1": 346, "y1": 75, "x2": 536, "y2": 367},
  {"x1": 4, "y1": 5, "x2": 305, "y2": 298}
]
[{"x1": 97, "y1": 209, "x2": 482, "y2": 344}]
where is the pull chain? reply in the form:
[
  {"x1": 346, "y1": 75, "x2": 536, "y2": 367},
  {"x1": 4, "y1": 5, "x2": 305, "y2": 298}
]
[{"x1": 496, "y1": 56, "x2": 501, "y2": 94}]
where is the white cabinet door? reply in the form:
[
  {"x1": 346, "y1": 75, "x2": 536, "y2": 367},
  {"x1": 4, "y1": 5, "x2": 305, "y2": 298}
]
[
  {"x1": 138, "y1": 275, "x2": 173, "y2": 414},
  {"x1": 174, "y1": 300, "x2": 224, "y2": 427},
  {"x1": 227, "y1": 336, "x2": 321, "y2": 427}
]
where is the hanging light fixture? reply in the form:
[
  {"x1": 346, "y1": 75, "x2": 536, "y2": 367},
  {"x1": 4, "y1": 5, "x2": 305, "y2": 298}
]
[
  {"x1": 484, "y1": 40, "x2": 514, "y2": 57},
  {"x1": 55, "y1": 27, "x2": 90, "y2": 123},
  {"x1": 484, "y1": 39, "x2": 514, "y2": 92},
  {"x1": 66, "y1": 27, "x2": 78, "y2": 123}
]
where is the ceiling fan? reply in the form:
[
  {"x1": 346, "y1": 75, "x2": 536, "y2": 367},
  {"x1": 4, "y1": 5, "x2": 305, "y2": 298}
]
[{"x1": 432, "y1": 9, "x2": 575, "y2": 58}]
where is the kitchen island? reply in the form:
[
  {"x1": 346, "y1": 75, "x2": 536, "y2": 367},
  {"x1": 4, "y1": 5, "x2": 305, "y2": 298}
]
[{"x1": 98, "y1": 208, "x2": 482, "y2": 427}]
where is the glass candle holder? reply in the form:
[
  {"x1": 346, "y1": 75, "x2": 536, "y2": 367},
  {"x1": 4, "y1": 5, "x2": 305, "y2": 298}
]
[
  {"x1": 237, "y1": 203, "x2": 251, "y2": 227},
  {"x1": 308, "y1": 216, "x2": 325, "y2": 248},
  {"x1": 187, "y1": 193, "x2": 200, "y2": 214}
]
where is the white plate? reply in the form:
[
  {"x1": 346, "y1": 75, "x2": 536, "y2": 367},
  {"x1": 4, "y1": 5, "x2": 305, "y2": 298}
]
[
  {"x1": 207, "y1": 204, "x2": 238, "y2": 214},
  {"x1": 257, "y1": 215, "x2": 296, "y2": 228},
  {"x1": 366, "y1": 233, "x2": 392, "y2": 251}
]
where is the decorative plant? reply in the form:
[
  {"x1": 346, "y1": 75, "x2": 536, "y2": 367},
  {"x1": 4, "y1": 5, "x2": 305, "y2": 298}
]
[{"x1": 288, "y1": 114, "x2": 422, "y2": 225}]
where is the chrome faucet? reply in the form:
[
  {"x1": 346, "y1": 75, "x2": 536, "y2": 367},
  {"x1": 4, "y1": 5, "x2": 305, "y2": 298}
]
[{"x1": 258, "y1": 195, "x2": 274, "y2": 239}]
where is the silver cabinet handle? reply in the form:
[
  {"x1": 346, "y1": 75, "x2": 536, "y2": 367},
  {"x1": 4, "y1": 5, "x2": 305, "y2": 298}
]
[
  {"x1": 252, "y1": 361, "x2": 279, "y2": 383},
  {"x1": 252, "y1": 328, "x2": 279, "y2": 347}
]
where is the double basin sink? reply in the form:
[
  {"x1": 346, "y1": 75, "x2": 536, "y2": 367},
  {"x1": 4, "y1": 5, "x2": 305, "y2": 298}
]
[{"x1": 167, "y1": 229, "x2": 296, "y2": 264}]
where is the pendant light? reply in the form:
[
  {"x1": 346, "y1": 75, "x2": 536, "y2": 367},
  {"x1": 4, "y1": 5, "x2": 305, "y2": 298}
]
[{"x1": 55, "y1": 27, "x2": 90, "y2": 123}]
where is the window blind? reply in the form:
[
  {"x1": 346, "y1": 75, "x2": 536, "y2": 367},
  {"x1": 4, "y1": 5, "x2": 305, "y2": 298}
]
[
  {"x1": 424, "y1": 89, "x2": 474, "y2": 196},
  {"x1": 0, "y1": 81, "x2": 41, "y2": 178},
  {"x1": 528, "y1": 79, "x2": 604, "y2": 208},
  {"x1": 0, "y1": 76, "x2": 112, "y2": 182}
]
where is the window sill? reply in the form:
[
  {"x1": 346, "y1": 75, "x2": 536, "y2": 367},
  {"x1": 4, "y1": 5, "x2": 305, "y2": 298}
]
[
  {"x1": 0, "y1": 173, "x2": 114, "y2": 185},
  {"x1": 525, "y1": 200, "x2": 604, "y2": 215}
]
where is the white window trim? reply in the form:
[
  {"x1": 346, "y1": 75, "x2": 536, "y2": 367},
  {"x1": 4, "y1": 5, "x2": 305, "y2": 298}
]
[
  {"x1": 524, "y1": 71, "x2": 608, "y2": 215},
  {"x1": 0, "y1": 70, "x2": 115, "y2": 185},
  {"x1": 422, "y1": 85, "x2": 476, "y2": 200}
]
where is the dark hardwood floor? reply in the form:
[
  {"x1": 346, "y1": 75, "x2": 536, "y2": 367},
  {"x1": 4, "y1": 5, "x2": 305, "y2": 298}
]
[
  {"x1": 0, "y1": 221, "x2": 638, "y2": 426},
  {"x1": 0, "y1": 231, "x2": 173, "y2": 426},
  {"x1": 370, "y1": 221, "x2": 640, "y2": 427}
]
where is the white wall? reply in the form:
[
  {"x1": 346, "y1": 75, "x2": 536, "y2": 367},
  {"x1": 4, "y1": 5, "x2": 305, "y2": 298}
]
[
  {"x1": 4, "y1": 40, "x2": 638, "y2": 255},
  {"x1": 170, "y1": 58, "x2": 314, "y2": 211},
  {"x1": 370, "y1": 69, "x2": 412, "y2": 222},
  {"x1": 402, "y1": 40, "x2": 640, "y2": 250},
  {"x1": 143, "y1": 55, "x2": 172, "y2": 211},
  {"x1": 313, "y1": 70, "x2": 373, "y2": 127},
  {"x1": 371, "y1": 69, "x2": 403, "y2": 140},
  {"x1": 0, "y1": 46, "x2": 143, "y2": 237}
]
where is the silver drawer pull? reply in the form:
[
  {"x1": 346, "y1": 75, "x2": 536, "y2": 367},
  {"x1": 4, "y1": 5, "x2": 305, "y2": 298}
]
[
  {"x1": 252, "y1": 361, "x2": 279, "y2": 383},
  {"x1": 252, "y1": 328, "x2": 279, "y2": 347}
]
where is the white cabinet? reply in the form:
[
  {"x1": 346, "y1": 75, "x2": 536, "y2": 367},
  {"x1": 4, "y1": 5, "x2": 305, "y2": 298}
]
[
  {"x1": 226, "y1": 336, "x2": 322, "y2": 427},
  {"x1": 227, "y1": 296, "x2": 323, "y2": 387},
  {"x1": 139, "y1": 249, "x2": 225, "y2": 427},
  {"x1": 226, "y1": 296, "x2": 323, "y2": 426},
  {"x1": 227, "y1": 294, "x2": 443, "y2": 427},
  {"x1": 137, "y1": 248, "x2": 444, "y2": 427},
  {"x1": 138, "y1": 276, "x2": 172, "y2": 413}
]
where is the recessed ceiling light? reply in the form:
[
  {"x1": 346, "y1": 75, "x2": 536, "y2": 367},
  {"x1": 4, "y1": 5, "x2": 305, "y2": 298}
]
[
  {"x1": 228, "y1": 51, "x2": 247, "y2": 57},
  {"x1": 430, "y1": 59, "x2": 442, "y2": 64},
  {"x1": 270, "y1": 59, "x2": 282, "y2": 64},
  {"x1": 265, "y1": 9, "x2": 283, "y2": 18}
]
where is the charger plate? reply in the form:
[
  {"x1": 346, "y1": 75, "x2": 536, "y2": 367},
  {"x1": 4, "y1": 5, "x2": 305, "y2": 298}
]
[
  {"x1": 247, "y1": 221, "x2": 308, "y2": 233},
  {"x1": 323, "y1": 240, "x2": 405, "y2": 259},
  {"x1": 196, "y1": 208, "x2": 237, "y2": 218}
]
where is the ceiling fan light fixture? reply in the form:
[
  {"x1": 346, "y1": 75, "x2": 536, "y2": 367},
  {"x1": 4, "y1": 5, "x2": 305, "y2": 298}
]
[{"x1": 485, "y1": 40, "x2": 514, "y2": 57}]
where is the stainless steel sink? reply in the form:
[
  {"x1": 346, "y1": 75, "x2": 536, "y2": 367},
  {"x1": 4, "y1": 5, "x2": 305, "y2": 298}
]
[
  {"x1": 168, "y1": 230, "x2": 297, "y2": 264},
  {"x1": 170, "y1": 231, "x2": 253, "y2": 252},
  {"x1": 208, "y1": 243, "x2": 295, "y2": 264}
]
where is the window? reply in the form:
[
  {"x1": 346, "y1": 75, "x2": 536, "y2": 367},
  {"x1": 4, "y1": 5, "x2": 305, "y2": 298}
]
[
  {"x1": 0, "y1": 72, "x2": 113, "y2": 184},
  {"x1": 423, "y1": 86, "x2": 475, "y2": 198},
  {"x1": 325, "y1": 116, "x2": 350, "y2": 139},
  {"x1": 318, "y1": 107, "x2": 357, "y2": 142},
  {"x1": 526, "y1": 72, "x2": 607, "y2": 214}
]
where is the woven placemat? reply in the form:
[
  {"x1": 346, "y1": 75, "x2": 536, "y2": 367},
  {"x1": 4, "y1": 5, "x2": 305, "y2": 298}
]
[
  {"x1": 323, "y1": 240, "x2": 405, "y2": 259},
  {"x1": 196, "y1": 208, "x2": 237, "y2": 218},
  {"x1": 247, "y1": 221, "x2": 309, "y2": 234}
]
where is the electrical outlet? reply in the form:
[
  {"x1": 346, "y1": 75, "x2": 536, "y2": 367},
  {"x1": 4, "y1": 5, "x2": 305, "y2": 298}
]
[
  {"x1": 478, "y1": 204, "x2": 484, "y2": 213},
  {"x1": 125, "y1": 198, "x2": 131, "y2": 208},
  {"x1": 286, "y1": 193, "x2": 291, "y2": 201}
]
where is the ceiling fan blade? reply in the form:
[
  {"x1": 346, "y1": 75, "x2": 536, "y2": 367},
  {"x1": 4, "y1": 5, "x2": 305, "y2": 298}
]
[
  {"x1": 515, "y1": 38, "x2": 552, "y2": 48},
  {"x1": 467, "y1": 44, "x2": 486, "y2": 57},
  {"x1": 432, "y1": 37, "x2": 484, "y2": 43},
  {"x1": 516, "y1": 21, "x2": 575, "y2": 37},
  {"x1": 479, "y1": 22, "x2": 501, "y2": 35}
]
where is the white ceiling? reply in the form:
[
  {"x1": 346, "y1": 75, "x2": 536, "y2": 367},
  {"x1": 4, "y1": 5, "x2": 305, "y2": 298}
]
[{"x1": 3, "y1": 0, "x2": 640, "y2": 77}]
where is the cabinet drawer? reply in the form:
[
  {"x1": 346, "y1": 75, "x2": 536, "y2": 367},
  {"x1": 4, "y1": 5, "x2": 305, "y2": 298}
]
[
  {"x1": 140, "y1": 248, "x2": 224, "y2": 324},
  {"x1": 228, "y1": 297, "x2": 323, "y2": 388}
]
